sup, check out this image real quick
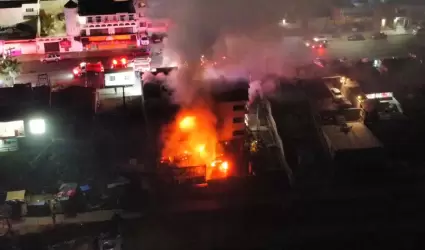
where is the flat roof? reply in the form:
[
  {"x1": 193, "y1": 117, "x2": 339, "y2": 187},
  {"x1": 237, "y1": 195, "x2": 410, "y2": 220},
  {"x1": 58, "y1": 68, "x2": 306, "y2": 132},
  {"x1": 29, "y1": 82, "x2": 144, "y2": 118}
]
[
  {"x1": 209, "y1": 79, "x2": 249, "y2": 102},
  {"x1": 301, "y1": 79, "x2": 333, "y2": 100},
  {"x1": 322, "y1": 122, "x2": 383, "y2": 151},
  {"x1": 78, "y1": 0, "x2": 135, "y2": 16},
  {"x1": 0, "y1": 0, "x2": 38, "y2": 8}
]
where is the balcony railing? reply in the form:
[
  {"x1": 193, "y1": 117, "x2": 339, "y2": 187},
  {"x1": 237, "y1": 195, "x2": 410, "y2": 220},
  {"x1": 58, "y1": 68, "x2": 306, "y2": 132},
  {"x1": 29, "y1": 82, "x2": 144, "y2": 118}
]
[{"x1": 83, "y1": 20, "x2": 137, "y2": 29}]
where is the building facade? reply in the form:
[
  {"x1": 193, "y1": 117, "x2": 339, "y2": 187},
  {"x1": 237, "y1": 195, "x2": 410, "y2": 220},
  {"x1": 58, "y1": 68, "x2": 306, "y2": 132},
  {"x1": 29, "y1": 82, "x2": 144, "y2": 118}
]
[
  {"x1": 63, "y1": 0, "x2": 169, "y2": 51},
  {"x1": 332, "y1": 5, "x2": 375, "y2": 24},
  {"x1": 216, "y1": 101, "x2": 247, "y2": 141},
  {"x1": 0, "y1": 0, "x2": 39, "y2": 27},
  {"x1": 0, "y1": 0, "x2": 170, "y2": 55}
]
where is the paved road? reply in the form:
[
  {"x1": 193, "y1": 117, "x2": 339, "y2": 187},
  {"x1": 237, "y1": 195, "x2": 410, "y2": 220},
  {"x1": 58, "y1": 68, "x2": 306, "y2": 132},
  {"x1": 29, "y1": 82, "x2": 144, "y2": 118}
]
[
  {"x1": 215, "y1": 34, "x2": 414, "y2": 79},
  {"x1": 14, "y1": 35, "x2": 414, "y2": 85},
  {"x1": 15, "y1": 44, "x2": 167, "y2": 86},
  {"x1": 280, "y1": 35, "x2": 414, "y2": 66},
  {"x1": 323, "y1": 35, "x2": 413, "y2": 59}
]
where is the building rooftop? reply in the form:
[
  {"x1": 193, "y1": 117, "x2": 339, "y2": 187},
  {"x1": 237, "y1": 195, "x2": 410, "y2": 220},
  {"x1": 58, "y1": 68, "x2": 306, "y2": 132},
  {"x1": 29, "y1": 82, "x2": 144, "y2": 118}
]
[
  {"x1": 322, "y1": 122, "x2": 383, "y2": 152},
  {"x1": 301, "y1": 79, "x2": 333, "y2": 100},
  {"x1": 78, "y1": 0, "x2": 135, "y2": 16},
  {"x1": 64, "y1": 0, "x2": 78, "y2": 9},
  {"x1": 387, "y1": 0, "x2": 425, "y2": 5},
  {"x1": 0, "y1": 85, "x2": 50, "y2": 120},
  {"x1": 0, "y1": 0, "x2": 38, "y2": 8},
  {"x1": 209, "y1": 79, "x2": 249, "y2": 102}
]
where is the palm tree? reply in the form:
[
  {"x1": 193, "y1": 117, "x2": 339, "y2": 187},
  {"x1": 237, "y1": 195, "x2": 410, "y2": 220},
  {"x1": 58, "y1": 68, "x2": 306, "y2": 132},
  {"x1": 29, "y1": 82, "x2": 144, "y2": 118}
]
[{"x1": 0, "y1": 56, "x2": 21, "y2": 87}]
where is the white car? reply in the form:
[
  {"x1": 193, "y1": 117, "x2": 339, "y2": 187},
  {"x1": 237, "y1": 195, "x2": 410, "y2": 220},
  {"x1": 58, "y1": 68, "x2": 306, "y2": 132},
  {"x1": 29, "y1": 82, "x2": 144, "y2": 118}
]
[
  {"x1": 330, "y1": 88, "x2": 343, "y2": 99},
  {"x1": 140, "y1": 36, "x2": 149, "y2": 46},
  {"x1": 41, "y1": 53, "x2": 61, "y2": 63},
  {"x1": 413, "y1": 27, "x2": 425, "y2": 35},
  {"x1": 313, "y1": 35, "x2": 328, "y2": 43}
]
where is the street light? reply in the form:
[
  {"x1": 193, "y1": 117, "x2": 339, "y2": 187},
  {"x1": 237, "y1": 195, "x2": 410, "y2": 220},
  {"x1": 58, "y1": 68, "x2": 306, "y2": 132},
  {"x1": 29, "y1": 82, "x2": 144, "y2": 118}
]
[{"x1": 28, "y1": 119, "x2": 46, "y2": 135}]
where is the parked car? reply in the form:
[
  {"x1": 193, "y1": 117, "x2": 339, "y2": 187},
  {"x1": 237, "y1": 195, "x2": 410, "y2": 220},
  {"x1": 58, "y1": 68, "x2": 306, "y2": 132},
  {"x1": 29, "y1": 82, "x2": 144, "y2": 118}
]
[
  {"x1": 330, "y1": 87, "x2": 343, "y2": 99},
  {"x1": 140, "y1": 36, "x2": 149, "y2": 46},
  {"x1": 413, "y1": 27, "x2": 425, "y2": 36},
  {"x1": 151, "y1": 33, "x2": 164, "y2": 43},
  {"x1": 370, "y1": 32, "x2": 387, "y2": 40},
  {"x1": 41, "y1": 53, "x2": 61, "y2": 63},
  {"x1": 347, "y1": 34, "x2": 365, "y2": 41}
]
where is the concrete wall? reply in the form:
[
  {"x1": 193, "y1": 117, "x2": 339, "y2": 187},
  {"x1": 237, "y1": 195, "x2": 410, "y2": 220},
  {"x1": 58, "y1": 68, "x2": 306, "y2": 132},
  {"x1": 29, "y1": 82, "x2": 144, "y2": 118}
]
[
  {"x1": 21, "y1": 3, "x2": 40, "y2": 17},
  {"x1": 4, "y1": 41, "x2": 37, "y2": 55},
  {"x1": 36, "y1": 37, "x2": 83, "y2": 53},
  {"x1": 215, "y1": 101, "x2": 247, "y2": 141},
  {"x1": 0, "y1": 8, "x2": 24, "y2": 27}
]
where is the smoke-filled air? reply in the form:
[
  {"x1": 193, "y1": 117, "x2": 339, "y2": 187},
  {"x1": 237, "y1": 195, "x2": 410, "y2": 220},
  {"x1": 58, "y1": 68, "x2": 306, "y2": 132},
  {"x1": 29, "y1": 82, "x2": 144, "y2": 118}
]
[{"x1": 154, "y1": 0, "x2": 292, "y2": 178}]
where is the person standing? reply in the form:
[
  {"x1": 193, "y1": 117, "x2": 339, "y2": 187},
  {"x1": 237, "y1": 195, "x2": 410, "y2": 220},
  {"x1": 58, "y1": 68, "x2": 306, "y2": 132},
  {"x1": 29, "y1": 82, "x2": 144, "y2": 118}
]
[{"x1": 50, "y1": 201, "x2": 57, "y2": 226}]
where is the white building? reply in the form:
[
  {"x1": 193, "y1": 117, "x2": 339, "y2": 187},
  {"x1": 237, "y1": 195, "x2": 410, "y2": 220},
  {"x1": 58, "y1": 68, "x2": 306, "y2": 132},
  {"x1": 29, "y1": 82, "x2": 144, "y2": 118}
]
[
  {"x1": 0, "y1": 0, "x2": 39, "y2": 27},
  {"x1": 63, "y1": 0, "x2": 169, "y2": 50},
  {"x1": 63, "y1": 0, "x2": 140, "y2": 50},
  {"x1": 64, "y1": 0, "x2": 79, "y2": 37}
]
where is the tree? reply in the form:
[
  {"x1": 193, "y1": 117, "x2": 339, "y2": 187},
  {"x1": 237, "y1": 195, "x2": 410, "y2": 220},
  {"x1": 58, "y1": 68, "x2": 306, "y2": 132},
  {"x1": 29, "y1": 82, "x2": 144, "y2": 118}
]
[
  {"x1": 0, "y1": 56, "x2": 21, "y2": 86},
  {"x1": 39, "y1": 10, "x2": 56, "y2": 36}
]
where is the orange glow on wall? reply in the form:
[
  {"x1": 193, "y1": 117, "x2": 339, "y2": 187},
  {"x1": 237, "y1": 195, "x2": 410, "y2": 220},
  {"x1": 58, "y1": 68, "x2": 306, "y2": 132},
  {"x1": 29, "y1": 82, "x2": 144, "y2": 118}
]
[
  {"x1": 97, "y1": 43, "x2": 128, "y2": 50},
  {"x1": 88, "y1": 35, "x2": 132, "y2": 42}
]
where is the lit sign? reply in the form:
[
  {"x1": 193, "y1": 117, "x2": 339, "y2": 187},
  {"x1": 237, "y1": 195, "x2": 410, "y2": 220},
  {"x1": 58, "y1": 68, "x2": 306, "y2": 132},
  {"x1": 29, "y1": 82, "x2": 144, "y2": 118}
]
[
  {"x1": 88, "y1": 35, "x2": 132, "y2": 42},
  {"x1": 104, "y1": 71, "x2": 135, "y2": 87},
  {"x1": 366, "y1": 92, "x2": 393, "y2": 99},
  {"x1": 0, "y1": 120, "x2": 25, "y2": 138},
  {"x1": 59, "y1": 39, "x2": 71, "y2": 49}
]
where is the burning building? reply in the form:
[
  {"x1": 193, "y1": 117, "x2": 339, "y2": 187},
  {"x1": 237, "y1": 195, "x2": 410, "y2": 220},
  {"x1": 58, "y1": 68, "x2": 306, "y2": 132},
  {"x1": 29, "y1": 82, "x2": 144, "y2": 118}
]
[{"x1": 158, "y1": 78, "x2": 249, "y2": 184}]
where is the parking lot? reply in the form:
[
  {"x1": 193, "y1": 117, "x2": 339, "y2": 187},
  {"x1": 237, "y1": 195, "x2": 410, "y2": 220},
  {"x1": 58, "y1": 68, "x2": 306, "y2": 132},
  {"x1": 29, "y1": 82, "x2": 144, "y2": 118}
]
[{"x1": 280, "y1": 34, "x2": 415, "y2": 66}]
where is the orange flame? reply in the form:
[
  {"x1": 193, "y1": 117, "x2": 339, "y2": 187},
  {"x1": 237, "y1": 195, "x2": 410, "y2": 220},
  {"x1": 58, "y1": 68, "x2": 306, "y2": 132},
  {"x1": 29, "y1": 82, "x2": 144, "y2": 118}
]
[
  {"x1": 179, "y1": 116, "x2": 196, "y2": 130},
  {"x1": 161, "y1": 108, "x2": 222, "y2": 180}
]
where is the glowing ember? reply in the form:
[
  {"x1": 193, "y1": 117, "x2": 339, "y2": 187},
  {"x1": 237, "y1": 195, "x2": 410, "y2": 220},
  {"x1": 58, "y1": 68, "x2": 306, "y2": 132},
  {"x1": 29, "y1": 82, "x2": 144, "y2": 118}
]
[
  {"x1": 220, "y1": 161, "x2": 229, "y2": 171},
  {"x1": 179, "y1": 116, "x2": 196, "y2": 130}
]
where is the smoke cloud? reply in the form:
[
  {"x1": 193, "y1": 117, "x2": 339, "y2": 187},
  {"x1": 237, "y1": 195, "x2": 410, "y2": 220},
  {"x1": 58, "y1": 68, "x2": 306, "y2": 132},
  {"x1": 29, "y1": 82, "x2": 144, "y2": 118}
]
[
  {"x1": 150, "y1": 0, "x2": 301, "y2": 105},
  {"x1": 158, "y1": 0, "x2": 295, "y2": 69}
]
